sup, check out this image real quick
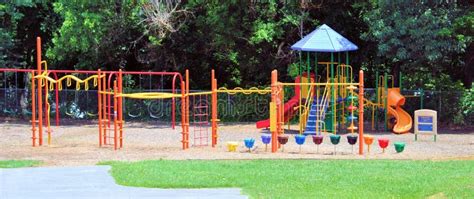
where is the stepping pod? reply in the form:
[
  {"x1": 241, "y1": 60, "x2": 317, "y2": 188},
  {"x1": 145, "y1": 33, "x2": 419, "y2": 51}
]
[
  {"x1": 244, "y1": 138, "x2": 255, "y2": 153},
  {"x1": 295, "y1": 134, "x2": 306, "y2": 153},
  {"x1": 378, "y1": 138, "x2": 389, "y2": 153},
  {"x1": 277, "y1": 135, "x2": 289, "y2": 152},
  {"x1": 364, "y1": 135, "x2": 374, "y2": 153},
  {"x1": 226, "y1": 142, "x2": 238, "y2": 152},
  {"x1": 394, "y1": 142, "x2": 406, "y2": 153},
  {"x1": 346, "y1": 134, "x2": 358, "y2": 154},
  {"x1": 329, "y1": 134, "x2": 341, "y2": 155},
  {"x1": 312, "y1": 135, "x2": 324, "y2": 153},
  {"x1": 261, "y1": 134, "x2": 271, "y2": 152}
]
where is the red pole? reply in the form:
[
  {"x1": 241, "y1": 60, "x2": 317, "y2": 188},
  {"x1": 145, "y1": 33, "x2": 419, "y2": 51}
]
[
  {"x1": 359, "y1": 70, "x2": 364, "y2": 155},
  {"x1": 185, "y1": 70, "x2": 190, "y2": 149},
  {"x1": 171, "y1": 74, "x2": 177, "y2": 129},
  {"x1": 98, "y1": 70, "x2": 102, "y2": 147},
  {"x1": 36, "y1": 37, "x2": 43, "y2": 146},
  {"x1": 102, "y1": 72, "x2": 107, "y2": 144},
  {"x1": 113, "y1": 81, "x2": 118, "y2": 150}
]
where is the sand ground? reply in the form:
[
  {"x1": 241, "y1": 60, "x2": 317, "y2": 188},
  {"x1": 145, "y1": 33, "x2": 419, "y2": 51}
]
[{"x1": 0, "y1": 121, "x2": 473, "y2": 166}]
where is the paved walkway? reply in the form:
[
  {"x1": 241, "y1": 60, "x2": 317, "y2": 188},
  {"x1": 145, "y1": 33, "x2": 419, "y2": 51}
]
[{"x1": 0, "y1": 166, "x2": 247, "y2": 199}]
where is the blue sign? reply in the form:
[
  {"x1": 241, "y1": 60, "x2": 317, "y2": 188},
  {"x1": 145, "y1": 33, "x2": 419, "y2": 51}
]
[
  {"x1": 418, "y1": 116, "x2": 433, "y2": 123},
  {"x1": 418, "y1": 124, "x2": 433, "y2": 131}
]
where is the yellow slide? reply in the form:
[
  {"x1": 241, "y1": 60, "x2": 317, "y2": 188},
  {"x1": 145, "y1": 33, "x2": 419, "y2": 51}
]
[{"x1": 387, "y1": 88, "x2": 412, "y2": 134}]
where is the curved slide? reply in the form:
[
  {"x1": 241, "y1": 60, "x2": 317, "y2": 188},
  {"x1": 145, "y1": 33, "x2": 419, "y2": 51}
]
[
  {"x1": 256, "y1": 95, "x2": 300, "y2": 129},
  {"x1": 387, "y1": 88, "x2": 412, "y2": 134}
]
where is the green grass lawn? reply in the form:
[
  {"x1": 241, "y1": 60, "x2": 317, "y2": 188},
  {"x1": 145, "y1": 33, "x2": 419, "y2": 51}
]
[
  {"x1": 102, "y1": 160, "x2": 474, "y2": 198},
  {"x1": 0, "y1": 160, "x2": 41, "y2": 168}
]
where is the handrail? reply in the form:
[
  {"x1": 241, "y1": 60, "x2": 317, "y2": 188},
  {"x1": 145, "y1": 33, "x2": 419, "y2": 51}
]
[
  {"x1": 300, "y1": 84, "x2": 315, "y2": 131},
  {"x1": 316, "y1": 81, "x2": 330, "y2": 134}
]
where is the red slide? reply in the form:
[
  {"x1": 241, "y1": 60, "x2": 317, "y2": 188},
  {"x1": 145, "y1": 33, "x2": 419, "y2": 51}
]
[{"x1": 256, "y1": 95, "x2": 300, "y2": 129}]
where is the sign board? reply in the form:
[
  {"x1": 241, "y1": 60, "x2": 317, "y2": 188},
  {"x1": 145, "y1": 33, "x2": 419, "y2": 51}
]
[{"x1": 414, "y1": 109, "x2": 437, "y2": 141}]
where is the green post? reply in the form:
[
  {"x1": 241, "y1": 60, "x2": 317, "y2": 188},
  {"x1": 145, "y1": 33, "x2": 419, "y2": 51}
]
[
  {"x1": 299, "y1": 51, "x2": 302, "y2": 76},
  {"x1": 331, "y1": 53, "x2": 335, "y2": 133},
  {"x1": 299, "y1": 51, "x2": 302, "y2": 133},
  {"x1": 375, "y1": 70, "x2": 379, "y2": 131},
  {"x1": 345, "y1": 52, "x2": 349, "y2": 82},
  {"x1": 315, "y1": 53, "x2": 318, "y2": 80},
  {"x1": 315, "y1": 53, "x2": 318, "y2": 96},
  {"x1": 307, "y1": 51, "x2": 310, "y2": 88},
  {"x1": 337, "y1": 52, "x2": 341, "y2": 131},
  {"x1": 384, "y1": 72, "x2": 388, "y2": 131}
]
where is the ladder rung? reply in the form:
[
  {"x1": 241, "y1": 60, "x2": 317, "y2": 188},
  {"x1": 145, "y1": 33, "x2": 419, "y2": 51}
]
[{"x1": 193, "y1": 113, "x2": 208, "y2": 116}]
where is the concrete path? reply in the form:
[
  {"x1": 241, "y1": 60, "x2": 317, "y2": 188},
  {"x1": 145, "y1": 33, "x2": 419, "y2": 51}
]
[{"x1": 0, "y1": 166, "x2": 247, "y2": 199}]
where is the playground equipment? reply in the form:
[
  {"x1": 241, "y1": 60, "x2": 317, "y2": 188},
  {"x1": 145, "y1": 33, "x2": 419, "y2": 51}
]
[
  {"x1": 21, "y1": 25, "x2": 373, "y2": 155},
  {"x1": 347, "y1": 134, "x2": 358, "y2": 153},
  {"x1": 364, "y1": 135, "x2": 374, "y2": 153},
  {"x1": 226, "y1": 142, "x2": 238, "y2": 152},
  {"x1": 277, "y1": 135, "x2": 289, "y2": 152},
  {"x1": 362, "y1": 72, "x2": 413, "y2": 134},
  {"x1": 394, "y1": 142, "x2": 406, "y2": 153},
  {"x1": 244, "y1": 138, "x2": 255, "y2": 153},
  {"x1": 30, "y1": 37, "x2": 185, "y2": 149},
  {"x1": 312, "y1": 135, "x2": 324, "y2": 153},
  {"x1": 378, "y1": 138, "x2": 389, "y2": 153},
  {"x1": 261, "y1": 134, "x2": 271, "y2": 152},
  {"x1": 295, "y1": 134, "x2": 306, "y2": 153},
  {"x1": 330, "y1": 134, "x2": 341, "y2": 155}
]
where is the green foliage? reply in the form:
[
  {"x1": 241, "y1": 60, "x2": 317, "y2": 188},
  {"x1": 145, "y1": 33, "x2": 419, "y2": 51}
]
[
  {"x1": 104, "y1": 160, "x2": 474, "y2": 198},
  {"x1": 362, "y1": 1, "x2": 471, "y2": 89},
  {"x1": 46, "y1": 0, "x2": 145, "y2": 70},
  {"x1": 461, "y1": 88, "x2": 474, "y2": 124}
]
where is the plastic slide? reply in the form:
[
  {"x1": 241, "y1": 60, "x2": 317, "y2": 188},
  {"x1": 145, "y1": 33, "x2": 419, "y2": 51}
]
[
  {"x1": 387, "y1": 88, "x2": 412, "y2": 134},
  {"x1": 256, "y1": 95, "x2": 300, "y2": 129}
]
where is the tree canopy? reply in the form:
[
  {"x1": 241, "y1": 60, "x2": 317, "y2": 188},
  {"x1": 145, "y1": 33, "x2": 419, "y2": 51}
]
[{"x1": 1, "y1": 0, "x2": 472, "y2": 89}]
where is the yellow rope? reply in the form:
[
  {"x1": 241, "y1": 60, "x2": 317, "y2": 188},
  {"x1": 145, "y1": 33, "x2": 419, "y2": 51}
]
[
  {"x1": 217, "y1": 87, "x2": 271, "y2": 95},
  {"x1": 117, "y1": 92, "x2": 182, "y2": 99}
]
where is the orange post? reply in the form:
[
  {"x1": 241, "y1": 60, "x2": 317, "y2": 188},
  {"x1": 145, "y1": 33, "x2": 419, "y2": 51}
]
[
  {"x1": 211, "y1": 70, "x2": 218, "y2": 147},
  {"x1": 97, "y1": 70, "x2": 103, "y2": 147},
  {"x1": 271, "y1": 70, "x2": 278, "y2": 152},
  {"x1": 358, "y1": 70, "x2": 364, "y2": 155},
  {"x1": 36, "y1": 37, "x2": 43, "y2": 146},
  {"x1": 31, "y1": 71, "x2": 36, "y2": 146}
]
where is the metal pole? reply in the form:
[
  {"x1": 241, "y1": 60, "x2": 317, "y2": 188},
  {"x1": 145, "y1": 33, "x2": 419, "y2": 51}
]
[
  {"x1": 375, "y1": 71, "x2": 379, "y2": 131},
  {"x1": 358, "y1": 70, "x2": 364, "y2": 155},
  {"x1": 331, "y1": 53, "x2": 336, "y2": 134}
]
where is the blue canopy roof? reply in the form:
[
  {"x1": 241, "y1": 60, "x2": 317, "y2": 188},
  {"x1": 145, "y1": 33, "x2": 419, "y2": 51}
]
[{"x1": 291, "y1": 24, "x2": 358, "y2": 52}]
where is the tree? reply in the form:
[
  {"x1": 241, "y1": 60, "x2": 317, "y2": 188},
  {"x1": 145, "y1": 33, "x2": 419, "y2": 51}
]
[
  {"x1": 362, "y1": 1, "x2": 471, "y2": 89},
  {"x1": 46, "y1": 1, "x2": 146, "y2": 71}
]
